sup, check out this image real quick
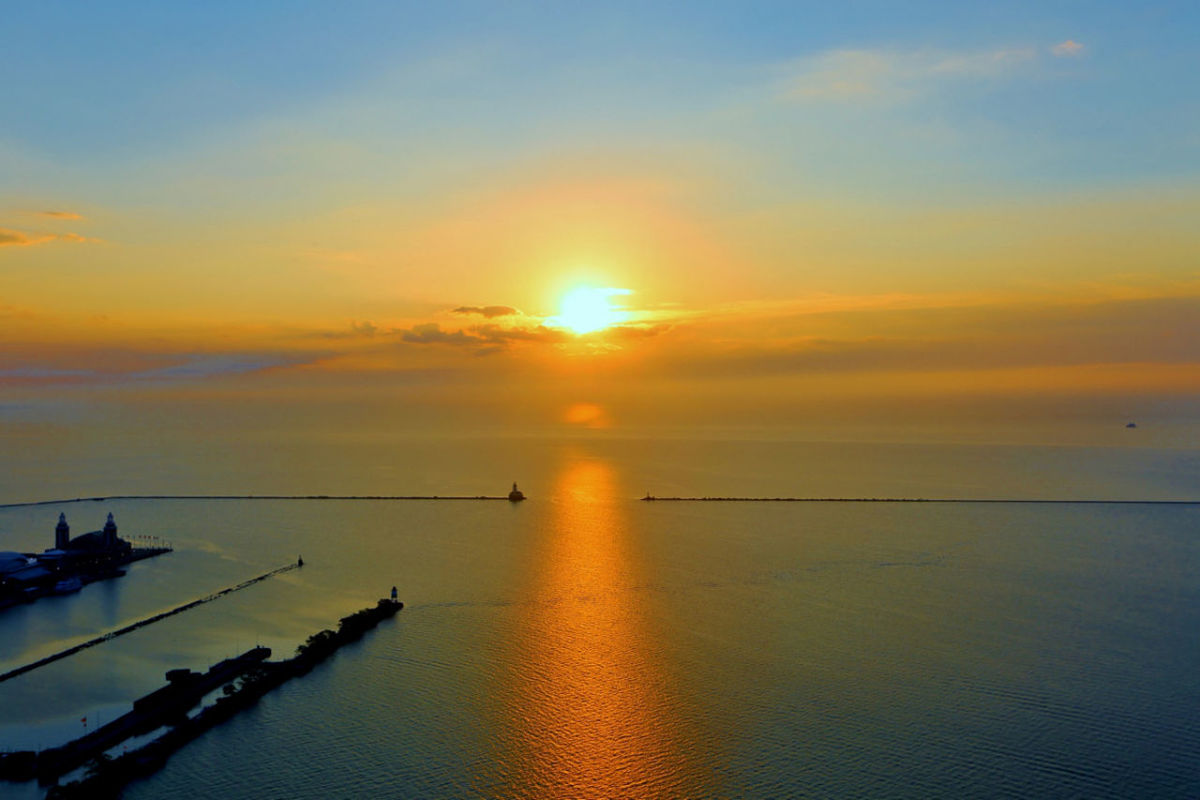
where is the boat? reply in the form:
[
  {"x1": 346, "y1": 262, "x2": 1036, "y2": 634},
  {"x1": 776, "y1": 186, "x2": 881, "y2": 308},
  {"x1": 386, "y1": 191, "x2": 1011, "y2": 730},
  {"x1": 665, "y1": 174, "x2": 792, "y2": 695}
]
[{"x1": 51, "y1": 576, "x2": 83, "y2": 595}]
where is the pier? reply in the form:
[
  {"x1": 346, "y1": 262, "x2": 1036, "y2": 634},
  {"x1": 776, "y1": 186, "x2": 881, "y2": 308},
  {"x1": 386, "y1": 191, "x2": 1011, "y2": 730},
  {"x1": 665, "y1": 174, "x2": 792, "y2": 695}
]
[
  {"x1": 0, "y1": 512, "x2": 174, "y2": 612},
  {"x1": 0, "y1": 494, "x2": 516, "y2": 510},
  {"x1": 640, "y1": 495, "x2": 1200, "y2": 504},
  {"x1": 10, "y1": 598, "x2": 406, "y2": 797},
  {"x1": 0, "y1": 561, "x2": 301, "y2": 685},
  {"x1": 12, "y1": 648, "x2": 273, "y2": 783}
]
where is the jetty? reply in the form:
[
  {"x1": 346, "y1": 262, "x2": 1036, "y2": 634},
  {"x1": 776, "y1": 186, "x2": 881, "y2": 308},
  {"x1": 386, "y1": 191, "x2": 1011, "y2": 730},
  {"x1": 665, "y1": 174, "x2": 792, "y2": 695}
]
[
  {"x1": 0, "y1": 495, "x2": 519, "y2": 510},
  {"x1": 0, "y1": 598, "x2": 403, "y2": 795},
  {"x1": 640, "y1": 495, "x2": 1200, "y2": 505},
  {"x1": 0, "y1": 561, "x2": 302, "y2": 685}
]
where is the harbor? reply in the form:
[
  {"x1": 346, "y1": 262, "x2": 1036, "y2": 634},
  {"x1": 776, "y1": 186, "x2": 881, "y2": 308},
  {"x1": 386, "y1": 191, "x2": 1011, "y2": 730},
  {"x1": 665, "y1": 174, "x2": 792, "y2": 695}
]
[
  {"x1": 0, "y1": 513, "x2": 171, "y2": 612},
  {"x1": 0, "y1": 598, "x2": 403, "y2": 796},
  {"x1": 0, "y1": 561, "x2": 302, "y2": 685}
]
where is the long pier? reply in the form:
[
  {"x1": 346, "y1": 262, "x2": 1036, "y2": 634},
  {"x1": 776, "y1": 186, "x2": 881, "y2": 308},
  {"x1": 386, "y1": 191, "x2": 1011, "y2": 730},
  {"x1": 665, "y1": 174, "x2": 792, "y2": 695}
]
[
  {"x1": 640, "y1": 496, "x2": 1200, "y2": 504},
  {"x1": 2, "y1": 494, "x2": 1196, "y2": 510},
  {"x1": 0, "y1": 495, "x2": 510, "y2": 509},
  {"x1": 0, "y1": 562, "x2": 301, "y2": 685},
  {"x1": 25, "y1": 647, "x2": 273, "y2": 783},
  {"x1": 34, "y1": 599, "x2": 403, "y2": 796}
]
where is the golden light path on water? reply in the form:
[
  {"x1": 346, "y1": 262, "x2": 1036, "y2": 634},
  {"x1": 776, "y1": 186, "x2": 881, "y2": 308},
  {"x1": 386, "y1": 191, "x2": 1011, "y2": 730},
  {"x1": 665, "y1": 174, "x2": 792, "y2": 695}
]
[{"x1": 500, "y1": 454, "x2": 693, "y2": 798}]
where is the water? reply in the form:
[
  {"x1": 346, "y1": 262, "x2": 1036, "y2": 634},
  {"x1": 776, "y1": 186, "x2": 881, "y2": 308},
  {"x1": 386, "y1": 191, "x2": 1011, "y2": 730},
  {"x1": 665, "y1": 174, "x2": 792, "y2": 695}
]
[{"x1": 1, "y1": 437, "x2": 1198, "y2": 798}]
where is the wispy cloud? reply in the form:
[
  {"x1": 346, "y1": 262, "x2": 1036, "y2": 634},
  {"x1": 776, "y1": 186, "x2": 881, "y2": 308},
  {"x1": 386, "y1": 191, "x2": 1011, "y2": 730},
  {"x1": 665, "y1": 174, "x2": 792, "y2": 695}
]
[
  {"x1": 0, "y1": 228, "x2": 55, "y2": 247},
  {"x1": 132, "y1": 354, "x2": 313, "y2": 380},
  {"x1": 398, "y1": 322, "x2": 569, "y2": 348},
  {"x1": 1050, "y1": 40, "x2": 1085, "y2": 58},
  {"x1": 36, "y1": 210, "x2": 84, "y2": 220},
  {"x1": 782, "y1": 45, "x2": 1039, "y2": 103},
  {"x1": 452, "y1": 305, "x2": 519, "y2": 318},
  {"x1": 321, "y1": 320, "x2": 381, "y2": 339},
  {"x1": 0, "y1": 345, "x2": 330, "y2": 387},
  {"x1": 401, "y1": 323, "x2": 485, "y2": 345},
  {"x1": 0, "y1": 227, "x2": 99, "y2": 247}
]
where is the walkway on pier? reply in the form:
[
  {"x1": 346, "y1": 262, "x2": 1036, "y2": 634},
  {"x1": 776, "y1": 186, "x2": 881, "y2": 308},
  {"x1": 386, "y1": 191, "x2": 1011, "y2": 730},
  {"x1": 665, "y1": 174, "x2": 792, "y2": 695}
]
[{"x1": 0, "y1": 561, "x2": 301, "y2": 685}]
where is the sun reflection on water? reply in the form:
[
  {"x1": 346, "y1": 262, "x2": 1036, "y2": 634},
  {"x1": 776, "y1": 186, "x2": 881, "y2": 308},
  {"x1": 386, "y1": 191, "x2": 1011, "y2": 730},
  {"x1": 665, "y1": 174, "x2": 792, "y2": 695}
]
[{"x1": 501, "y1": 455, "x2": 690, "y2": 798}]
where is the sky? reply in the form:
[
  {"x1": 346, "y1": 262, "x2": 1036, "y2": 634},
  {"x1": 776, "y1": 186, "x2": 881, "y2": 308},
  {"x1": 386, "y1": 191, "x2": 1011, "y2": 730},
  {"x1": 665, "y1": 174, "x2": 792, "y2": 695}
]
[{"x1": 2, "y1": 2, "x2": 1198, "y2": 439}]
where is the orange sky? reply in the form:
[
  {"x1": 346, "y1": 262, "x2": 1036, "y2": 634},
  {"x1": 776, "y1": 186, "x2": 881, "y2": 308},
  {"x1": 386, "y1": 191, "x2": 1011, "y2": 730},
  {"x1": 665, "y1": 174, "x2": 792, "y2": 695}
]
[{"x1": 3, "y1": 7, "x2": 1198, "y2": 439}]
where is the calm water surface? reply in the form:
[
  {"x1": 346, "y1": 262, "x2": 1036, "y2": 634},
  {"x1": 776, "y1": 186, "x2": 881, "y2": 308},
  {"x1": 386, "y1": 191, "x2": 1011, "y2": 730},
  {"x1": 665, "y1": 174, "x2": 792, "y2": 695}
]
[{"x1": 1, "y1": 438, "x2": 1198, "y2": 798}]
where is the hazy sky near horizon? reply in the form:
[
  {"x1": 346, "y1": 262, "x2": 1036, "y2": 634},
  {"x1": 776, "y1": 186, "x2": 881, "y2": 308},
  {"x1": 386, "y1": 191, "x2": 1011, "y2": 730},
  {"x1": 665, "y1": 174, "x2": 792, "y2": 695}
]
[{"x1": 3, "y1": 2, "x2": 1198, "y2": 432}]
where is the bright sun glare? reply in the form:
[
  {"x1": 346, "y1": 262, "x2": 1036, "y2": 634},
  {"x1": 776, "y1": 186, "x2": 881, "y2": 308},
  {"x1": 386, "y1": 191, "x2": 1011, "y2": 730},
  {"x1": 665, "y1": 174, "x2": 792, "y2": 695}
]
[{"x1": 552, "y1": 286, "x2": 631, "y2": 334}]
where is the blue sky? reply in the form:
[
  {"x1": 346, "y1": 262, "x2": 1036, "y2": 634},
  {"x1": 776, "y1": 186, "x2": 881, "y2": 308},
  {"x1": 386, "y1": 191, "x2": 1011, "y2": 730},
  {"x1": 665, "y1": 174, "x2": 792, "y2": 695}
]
[
  {"x1": 2, "y1": 2, "x2": 1198, "y2": 430},
  {"x1": 4, "y1": 1, "x2": 1196, "y2": 188}
]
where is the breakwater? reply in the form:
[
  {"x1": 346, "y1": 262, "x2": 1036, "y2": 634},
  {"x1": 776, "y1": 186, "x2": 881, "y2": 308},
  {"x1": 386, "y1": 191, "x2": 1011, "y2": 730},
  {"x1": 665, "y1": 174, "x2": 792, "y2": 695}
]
[
  {"x1": 4, "y1": 647, "x2": 273, "y2": 784},
  {"x1": 640, "y1": 496, "x2": 1200, "y2": 504},
  {"x1": 0, "y1": 495, "x2": 511, "y2": 509},
  {"x1": 0, "y1": 561, "x2": 300, "y2": 685},
  {"x1": 0, "y1": 598, "x2": 402, "y2": 796},
  {"x1": 6, "y1": 495, "x2": 1193, "y2": 510}
]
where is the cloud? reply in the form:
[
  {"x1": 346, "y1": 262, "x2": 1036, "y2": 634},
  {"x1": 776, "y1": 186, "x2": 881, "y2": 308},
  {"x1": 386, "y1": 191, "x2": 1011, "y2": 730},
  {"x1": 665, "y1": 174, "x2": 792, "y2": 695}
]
[
  {"x1": 452, "y1": 305, "x2": 519, "y2": 318},
  {"x1": 0, "y1": 347, "x2": 326, "y2": 387},
  {"x1": 0, "y1": 367, "x2": 95, "y2": 380},
  {"x1": 37, "y1": 210, "x2": 84, "y2": 220},
  {"x1": 607, "y1": 323, "x2": 672, "y2": 341},
  {"x1": 0, "y1": 227, "x2": 98, "y2": 247},
  {"x1": 322, "y1": 320, "x2": 380, "y2": 339},
  {"x1": 401, "y1": 323, "x2": 484, "y2": 345},
  {"x1": 0, "y1": 228, "x2": 54, "y2": 247},
  {"x1": 473, "y1": 324, "x2": 570, "y2": 344},
  {"x1": 132, "y1": 354, "x2": 313, "y2": 380},
  {"x1": 637, "y1": 293, "x2": 1200, "y2": 384},
  {"x1": 1051, "y1": 40, "x2": 1084, "y2": 58},
  {"x1": 397, "y1": 322, "x2": 573, "y2": 347},
  {"x1": 783, "y1": 45, "x2": 1037, "y2": 102}
]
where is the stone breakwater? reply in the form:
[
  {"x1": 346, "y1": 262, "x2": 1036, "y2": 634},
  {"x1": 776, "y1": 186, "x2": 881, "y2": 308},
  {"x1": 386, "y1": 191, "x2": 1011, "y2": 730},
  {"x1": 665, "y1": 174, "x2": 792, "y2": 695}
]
[
  {"x1": 0, "y1": 562, "x2": 300, "y2": 685},
  {"x1": 0, "y1": 598, "x2": 403, "y2": 798}
]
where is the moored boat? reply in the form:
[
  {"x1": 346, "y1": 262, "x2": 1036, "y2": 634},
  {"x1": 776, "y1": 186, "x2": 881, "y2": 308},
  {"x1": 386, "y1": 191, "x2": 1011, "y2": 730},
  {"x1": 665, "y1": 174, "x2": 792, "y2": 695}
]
[{"x1": 52, "y1": 576, "x2": 83, "y2": 595}]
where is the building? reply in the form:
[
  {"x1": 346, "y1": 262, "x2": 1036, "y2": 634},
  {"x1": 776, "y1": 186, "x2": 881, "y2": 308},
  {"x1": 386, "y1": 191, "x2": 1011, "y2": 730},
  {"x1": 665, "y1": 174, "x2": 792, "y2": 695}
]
[
  {"x1": 38, "y1": 513, "x2": 132, "y2": 575},
  {"x1": 2, "y1": 513, "x2": 166, "y2": 607}
]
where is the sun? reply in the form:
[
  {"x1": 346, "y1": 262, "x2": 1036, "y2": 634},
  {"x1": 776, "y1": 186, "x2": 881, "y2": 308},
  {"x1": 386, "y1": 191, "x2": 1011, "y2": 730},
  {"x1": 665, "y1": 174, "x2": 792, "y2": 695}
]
[{"x1": 550, "y1": 286, "x2": 631, "y2": 334}]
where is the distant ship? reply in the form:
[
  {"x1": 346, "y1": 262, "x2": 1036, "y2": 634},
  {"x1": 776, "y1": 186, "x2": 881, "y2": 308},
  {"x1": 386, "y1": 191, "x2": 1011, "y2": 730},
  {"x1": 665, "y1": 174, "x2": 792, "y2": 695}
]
[
  {"x1": 1126, "y1": 422, "x2": 1137, "y2": 428},
  {"x1": 508, "y1": 482, "x2": 526, "y2": 502}
]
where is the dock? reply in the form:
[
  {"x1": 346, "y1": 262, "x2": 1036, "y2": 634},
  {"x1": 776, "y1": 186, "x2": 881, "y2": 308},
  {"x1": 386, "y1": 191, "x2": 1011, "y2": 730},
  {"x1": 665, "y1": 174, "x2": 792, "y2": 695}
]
[
  {"x1": 0, "y1": 598, "x2": 403, "y2": 795},
  {"x1": 0, "y1": 561, "x2": 301, "y2": 685}
]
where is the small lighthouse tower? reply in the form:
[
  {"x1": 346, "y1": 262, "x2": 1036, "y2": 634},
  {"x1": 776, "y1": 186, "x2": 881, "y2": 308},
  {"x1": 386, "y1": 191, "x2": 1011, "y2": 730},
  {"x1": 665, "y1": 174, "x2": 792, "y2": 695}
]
[
  {"x1": 55, "y1": 513, "x2": 70, "y2": 550},
  {"x1": 102, "y1": 513, "x2": 118, "y2": 548},
  {"x1": 508, "y1": 482, "x2": 526, "y2": 502}
]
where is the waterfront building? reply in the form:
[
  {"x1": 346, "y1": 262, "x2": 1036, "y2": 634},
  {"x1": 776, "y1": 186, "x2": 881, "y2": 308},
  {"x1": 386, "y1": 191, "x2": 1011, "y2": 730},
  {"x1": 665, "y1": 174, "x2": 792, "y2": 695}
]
[
  {"x1": 55, "y1": 513, "x2": 70, "y2": 550},
  {"x1": 50, "y1": 513, "x2": 130, "y2": 557}
]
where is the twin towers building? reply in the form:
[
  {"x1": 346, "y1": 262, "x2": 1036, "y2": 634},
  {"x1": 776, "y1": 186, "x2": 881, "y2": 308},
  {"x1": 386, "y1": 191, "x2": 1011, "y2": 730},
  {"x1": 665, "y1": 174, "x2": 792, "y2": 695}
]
[{"x1": 52, "y1": 512, "x2": 128, "y2": 556}]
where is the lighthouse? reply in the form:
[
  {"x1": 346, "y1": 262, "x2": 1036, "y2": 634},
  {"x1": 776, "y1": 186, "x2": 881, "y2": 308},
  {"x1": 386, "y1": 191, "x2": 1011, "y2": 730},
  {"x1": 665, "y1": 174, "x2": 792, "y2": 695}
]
[
  {"x1": 55, "y1": 513, "x2": 70, "y2": 550},
  {"x1": 508, "y1": 482, "x2": 526, "y2": 502},
  {"x1": 102, "y1": 513, "x2": 119, "y2": 548}
]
